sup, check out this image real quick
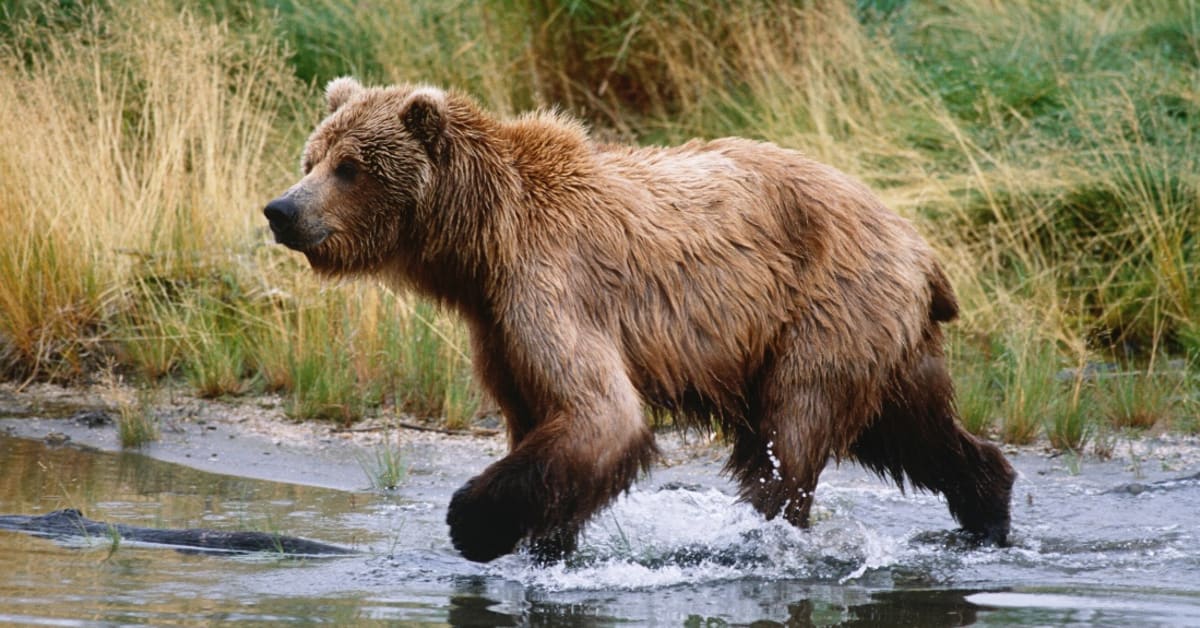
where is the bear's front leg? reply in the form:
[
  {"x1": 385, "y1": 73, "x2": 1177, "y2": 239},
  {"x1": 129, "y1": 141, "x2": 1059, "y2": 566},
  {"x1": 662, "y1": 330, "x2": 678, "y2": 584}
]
[
  {"x1": 446, "y1": 409, "x2": 656, "y2": 562},
  {"x1": 446, "y1": 337, "x2": 656, "y2": 562},
  {"x1": 446, "y1": 462, "x2": 582, "y2": 563}
]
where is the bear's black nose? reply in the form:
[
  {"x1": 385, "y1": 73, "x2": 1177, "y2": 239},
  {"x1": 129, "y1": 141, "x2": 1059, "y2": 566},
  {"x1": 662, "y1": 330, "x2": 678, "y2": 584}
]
[{"x1": 263, "y1": 197, "x2": 299, "y2": 227}]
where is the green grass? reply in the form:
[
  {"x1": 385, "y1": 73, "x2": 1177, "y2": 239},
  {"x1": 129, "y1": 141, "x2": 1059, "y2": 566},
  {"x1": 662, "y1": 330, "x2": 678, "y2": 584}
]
[
  {"x1": 947, "y1": 334, "x2": 1000, "y2": 437},
  {"x1": 102, "y1": 523, "x2": 123, "y2": 561},
  {"x1": 358, "y1": 435, "x2": 407, "y2": 491},
  {"x1": 1101, "y1": 369, "x2": 1185, "y2": 432},
  {"x1": 0, "y1": 0, "x2": 1196, "y2": 448},
  {"x1": 397, "y1": 301, "x2": 480, "y2": 428},
  {"x1": 282, "y1": 298, "x2": 375, "y2": 424},
  {"x1": 116, "y1": 387, "x2": 160, "y2": 449},
  {"x1": 1048, "y1": 376, "x2": 1092, "y2": 453},
  {"x1": 997, "y1": 333, "x2": 1060, "y2": 445}
]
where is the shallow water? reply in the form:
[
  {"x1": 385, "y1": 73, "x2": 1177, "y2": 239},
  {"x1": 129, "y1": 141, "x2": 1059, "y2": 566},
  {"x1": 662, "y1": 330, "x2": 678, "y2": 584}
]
[{"x1": 1, "y1": 428, "x2": 1199, "y2": 626}]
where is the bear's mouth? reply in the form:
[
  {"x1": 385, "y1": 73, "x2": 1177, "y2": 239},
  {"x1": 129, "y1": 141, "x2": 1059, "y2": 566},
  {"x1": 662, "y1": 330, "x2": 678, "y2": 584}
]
[{"x1": 269, "y1": 223, "x2": 330, "y2": 252}]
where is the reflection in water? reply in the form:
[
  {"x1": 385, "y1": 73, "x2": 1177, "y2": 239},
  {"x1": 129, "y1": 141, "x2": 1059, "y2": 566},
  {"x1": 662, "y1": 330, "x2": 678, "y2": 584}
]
[
  {"x1": 0, "y1": 435, "x2": 370, "y2": 534},
  {"x1": 1, "y1": 432, "x2": 1199, "y2": 625}
]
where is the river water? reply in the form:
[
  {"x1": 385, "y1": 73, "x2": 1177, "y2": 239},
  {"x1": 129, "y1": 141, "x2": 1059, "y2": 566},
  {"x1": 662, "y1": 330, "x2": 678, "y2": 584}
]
[{"x1": 0, "y1": 418, "x2": 1198, "y2": 625}]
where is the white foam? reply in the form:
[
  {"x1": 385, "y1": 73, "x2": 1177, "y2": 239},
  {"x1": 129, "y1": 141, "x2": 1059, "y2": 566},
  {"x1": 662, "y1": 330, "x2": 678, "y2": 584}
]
[{"x1": 487, "y1": 486, "x2": 909, "y2": 591}]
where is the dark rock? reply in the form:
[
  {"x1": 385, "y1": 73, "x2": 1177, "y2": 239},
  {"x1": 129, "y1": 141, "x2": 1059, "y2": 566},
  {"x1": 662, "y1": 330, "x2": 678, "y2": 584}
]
[{"x1": 70, "y1": 410, "x2": 112, "y2": 428}]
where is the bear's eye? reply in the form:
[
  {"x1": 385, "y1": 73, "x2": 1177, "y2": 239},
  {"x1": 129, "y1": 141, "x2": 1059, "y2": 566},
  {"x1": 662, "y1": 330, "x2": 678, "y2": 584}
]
[{"x1": 334, "y1": 160, "x2": 358, "y2": 181}]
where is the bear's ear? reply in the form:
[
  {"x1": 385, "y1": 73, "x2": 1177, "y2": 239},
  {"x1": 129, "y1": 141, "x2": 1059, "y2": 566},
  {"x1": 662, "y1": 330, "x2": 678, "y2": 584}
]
[
  {"x1": 400, "y1": 87, "x2": 448, "y2": 160},
  {"x1": 325, "y1": 76, "x2": 363, "y2": 114}
]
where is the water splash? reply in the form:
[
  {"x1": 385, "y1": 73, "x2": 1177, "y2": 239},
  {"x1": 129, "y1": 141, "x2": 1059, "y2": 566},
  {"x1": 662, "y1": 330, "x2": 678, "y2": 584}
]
[{"x1": 487, "y1": 486, "x2": 909, "y2": 591}]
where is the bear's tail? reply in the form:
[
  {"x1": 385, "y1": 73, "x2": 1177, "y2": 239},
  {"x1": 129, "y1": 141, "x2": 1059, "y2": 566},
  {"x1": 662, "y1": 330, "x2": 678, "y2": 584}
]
[{"x1": 927, "y1": 263, "x2": 959, "y2": 323}]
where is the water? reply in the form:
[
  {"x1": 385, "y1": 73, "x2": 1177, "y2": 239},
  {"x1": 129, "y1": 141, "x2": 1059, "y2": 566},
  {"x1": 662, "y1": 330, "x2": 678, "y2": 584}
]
[{"x1": 1, "y1": 424, "x2": 1199, "y2": 625}]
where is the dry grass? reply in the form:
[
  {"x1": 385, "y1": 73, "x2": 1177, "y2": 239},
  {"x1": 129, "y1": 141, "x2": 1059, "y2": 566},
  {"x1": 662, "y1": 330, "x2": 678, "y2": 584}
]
[
  {"x1": 0, "y1": 1, "x2": 287, "y2": 378},
  {"x1": 0, "y1": 1, "x2": 480, "y2": 423},
  {"x1": 0, "y1": 0, "x2": 1195, "y2": 443}
]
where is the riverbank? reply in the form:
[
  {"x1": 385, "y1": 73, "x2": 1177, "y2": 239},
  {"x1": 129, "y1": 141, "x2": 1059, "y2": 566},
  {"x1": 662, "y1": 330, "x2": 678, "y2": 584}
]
[{"x1": 4, "y1": 381, "x2": 1198, "y2": 494}]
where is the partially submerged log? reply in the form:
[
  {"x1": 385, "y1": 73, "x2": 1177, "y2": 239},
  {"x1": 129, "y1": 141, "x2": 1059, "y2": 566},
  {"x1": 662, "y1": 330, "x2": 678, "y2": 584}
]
[{"x1": 0, "y1": 508, "x2": 355, "y2": 556}]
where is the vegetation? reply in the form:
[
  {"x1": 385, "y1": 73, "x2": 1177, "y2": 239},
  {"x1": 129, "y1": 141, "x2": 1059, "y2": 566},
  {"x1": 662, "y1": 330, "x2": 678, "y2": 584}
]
[
  {"x1": 103, "y1": 523, "x2": 123, "y2": 561},
  {"x1": 0, "y1": 0, "x2": 1196, "y2": 448},
  {"x1": 111, "y1": 380, "x2": 161, "y2": 448},
  {"x1": 358, "y1": 434, "x2": 408, "y2": 491}
]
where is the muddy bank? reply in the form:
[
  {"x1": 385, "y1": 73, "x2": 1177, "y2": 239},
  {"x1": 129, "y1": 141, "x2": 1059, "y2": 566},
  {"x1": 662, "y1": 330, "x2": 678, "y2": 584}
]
[
  {"x1": 0, "y1": 381, "x2": 504, "y2": 493},
  {"x1": 3, "y1": 381, "x2": 1198, "y2": 491},
  {"x1": 0, "y1": 381, "x2": 739, "y2": 519}
]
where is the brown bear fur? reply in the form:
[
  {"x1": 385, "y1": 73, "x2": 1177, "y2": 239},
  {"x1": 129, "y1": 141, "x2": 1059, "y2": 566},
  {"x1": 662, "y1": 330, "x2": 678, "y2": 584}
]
[{"x1": 264, "y1": 77, "x2": 1015, "y2": 563}]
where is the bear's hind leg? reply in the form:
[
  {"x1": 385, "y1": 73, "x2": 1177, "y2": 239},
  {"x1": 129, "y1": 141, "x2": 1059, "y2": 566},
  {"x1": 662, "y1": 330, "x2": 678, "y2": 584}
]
[
  {"x1": 728, "y1": 364, "x2": 842, "y2": 528},
  {"x1": 728, "y1": 420, "x2": 827, "y2": 527},
  {"x1": 851, "y1": 353, "x2": 1015, "y2": 545}
]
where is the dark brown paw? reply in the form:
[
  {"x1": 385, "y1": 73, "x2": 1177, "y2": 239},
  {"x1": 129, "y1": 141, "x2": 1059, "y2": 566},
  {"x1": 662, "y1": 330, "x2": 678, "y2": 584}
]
[
  {"x1": 966, "y1": 520, "x2": 1010, "y2": 548},
  {"x1": 446, "y1": 479, "x2": 527, "y2": 562}
]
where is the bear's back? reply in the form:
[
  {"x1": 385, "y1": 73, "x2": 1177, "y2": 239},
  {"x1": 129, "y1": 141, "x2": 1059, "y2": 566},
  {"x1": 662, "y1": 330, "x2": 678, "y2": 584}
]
[{"x1": 544, "y1": 138, "x2": 942, "y2": 417}]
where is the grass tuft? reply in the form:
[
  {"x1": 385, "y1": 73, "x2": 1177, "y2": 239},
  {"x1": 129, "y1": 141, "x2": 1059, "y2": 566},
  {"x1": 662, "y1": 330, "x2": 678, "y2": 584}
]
[
  {"x1": 996, "y1": 332, "x2": 1059, "y2": 445},
  {"x1": 1101, "y1": 371, "x2": 1183, "y2": 432},
  {"x1": 358, "y1": 435, "x2": 407, "y2": 491},
  {"x1": 948, "y1": 334, "x2": 999, "y2": 437},
  {"x1": 397, "y1": 301, "x2": 480, "y2": 428},
  {"x1": 115, "y1": 387, "x2": 160, "y2": 449},
  {"x1": 1047, "y1": 376, "x2": 1092, "y2": 453}
]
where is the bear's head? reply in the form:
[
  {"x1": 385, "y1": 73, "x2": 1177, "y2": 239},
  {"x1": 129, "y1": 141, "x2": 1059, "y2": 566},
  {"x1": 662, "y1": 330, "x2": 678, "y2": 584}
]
[{"x1": 263, "y1": 77, "x2": 457, "y2": 276}]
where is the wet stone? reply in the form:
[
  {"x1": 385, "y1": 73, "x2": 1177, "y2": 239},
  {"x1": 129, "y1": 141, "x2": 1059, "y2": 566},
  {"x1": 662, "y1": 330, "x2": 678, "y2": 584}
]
[
  {"x1": 43, "y1": 431, "x2": 70, "y2": 445},
  {"x1": 70, "y1": 410, "x2": 112, "y2": 428}
]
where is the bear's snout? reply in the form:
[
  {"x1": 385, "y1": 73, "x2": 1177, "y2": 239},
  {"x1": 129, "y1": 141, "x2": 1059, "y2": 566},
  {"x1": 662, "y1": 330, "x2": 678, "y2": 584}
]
[
  {"x1": 263, "y1": 195, "x2": 328, "y2": 251},
  {"x1": 263, "y1": 196, "x2": 299, "y2": 228}
]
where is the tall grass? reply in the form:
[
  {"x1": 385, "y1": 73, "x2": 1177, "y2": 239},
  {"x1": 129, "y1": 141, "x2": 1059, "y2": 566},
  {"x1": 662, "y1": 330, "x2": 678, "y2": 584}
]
[
  {"x1": 0, "y1": 0, "x2": 1196, "y2": 444},
  {"x1": 0, "y1": 1, "x2": 480, "y2": 423},
  {"x1": 0, "y1": 1, "x2": 286, "y2": 378}
]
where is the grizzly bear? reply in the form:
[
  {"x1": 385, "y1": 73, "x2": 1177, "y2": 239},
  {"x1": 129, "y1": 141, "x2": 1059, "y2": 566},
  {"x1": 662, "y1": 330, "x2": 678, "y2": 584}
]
[{"x1": 264, "y1": 77, "x2": 1015, "y2": 563}]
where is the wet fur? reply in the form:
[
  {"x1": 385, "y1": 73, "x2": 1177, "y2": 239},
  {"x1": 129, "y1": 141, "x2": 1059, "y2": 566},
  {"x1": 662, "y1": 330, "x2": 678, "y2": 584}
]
[{"x1": 267, "y1": 78, "x2": 1016, "y2": 563}]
